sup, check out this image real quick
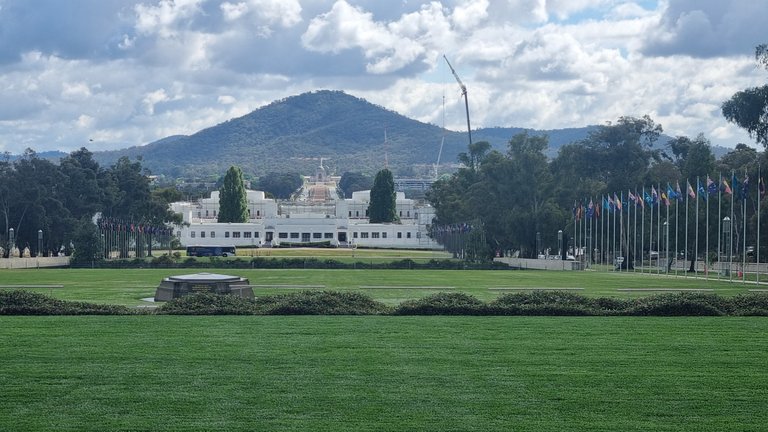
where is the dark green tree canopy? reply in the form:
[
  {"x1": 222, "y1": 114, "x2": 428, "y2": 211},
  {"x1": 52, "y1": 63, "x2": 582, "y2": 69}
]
[
  {"x1": 257, "y1": 172, "x2": 302, "y2": 199},
  {"x1": 368, "y1": 168, "x2": 397, "y2": 223},
  {"x1": 218, "y1": 166, "x2": 248, "y2": 223},
  {"x1": 722, "y1": 44, "x2": 768, "y2": 147},
  {"x1": 338, "y1": 172, "x2": 373, "y2": 198}
]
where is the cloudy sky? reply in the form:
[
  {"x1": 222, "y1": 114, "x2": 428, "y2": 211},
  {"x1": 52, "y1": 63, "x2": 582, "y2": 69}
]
[{"x1": 0, "y1": 0, "x2": 766, "y2": 155}]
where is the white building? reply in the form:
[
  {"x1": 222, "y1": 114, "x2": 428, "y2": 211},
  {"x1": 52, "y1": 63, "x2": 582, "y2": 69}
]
[{"x1": 170, "y1": 175, "x2": 438, "y2": 249}]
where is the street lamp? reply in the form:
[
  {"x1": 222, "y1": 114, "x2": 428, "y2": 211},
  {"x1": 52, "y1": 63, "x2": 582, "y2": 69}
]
[
  {"x1": 664, "y1": 221, "x2": 671, "y2": 272},
  {"x1": 536, "y1": 231, "x2": 541, "y2": 258},
  {"x1": 558, "y1": 230, "x2": 563, "y2": 260},
  {"x1": 37, "y1": 230, "x2": 43, "y2": 257},
  {"x1": 8, "y1": 228, "x2": 14, "y2": 258},
  {"x1": 723, "y1": 216, "x2": 731, "y2": 278}
]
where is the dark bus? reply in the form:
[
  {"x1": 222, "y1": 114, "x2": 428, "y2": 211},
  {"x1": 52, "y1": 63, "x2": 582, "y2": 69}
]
[{"x1": 186, "y1": 245, "x2": 237, "y2": 257}]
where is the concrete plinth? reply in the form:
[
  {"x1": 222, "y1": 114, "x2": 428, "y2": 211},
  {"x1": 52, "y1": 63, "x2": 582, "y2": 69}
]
[{"x1": 155, "y1": 272, "x2": 254, "y2": 301}]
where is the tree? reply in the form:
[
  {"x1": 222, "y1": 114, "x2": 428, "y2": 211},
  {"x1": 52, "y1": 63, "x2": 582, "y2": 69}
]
[
  {"x1": 70, "y1": 218, "x2": 103, "y2": 266},
  {"x1": 218, "y1": 166, "x2": 248, "y2": 223},
  {"x1": 368, "y1": 168, "x2": 397, "y2": 223},
  {"x1": 338, "y1": 172, "x2": 373, "y2": 198},
  {"x1": 258, "y1": 172, "x2": 302, "y2": 199},
  {"x1": 722, "y1": 44, "x2": 768, "y2": 147}
]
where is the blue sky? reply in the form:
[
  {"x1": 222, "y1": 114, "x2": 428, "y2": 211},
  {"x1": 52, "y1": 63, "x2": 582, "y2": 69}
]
[{"x1": 0, "y1": 0, "x2": 765, "y2": 155}]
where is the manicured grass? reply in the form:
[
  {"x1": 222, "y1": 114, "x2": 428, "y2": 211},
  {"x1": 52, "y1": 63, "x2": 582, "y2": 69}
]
[
  {"x1": 0, "y1": 316, "x2": 766, "y2": 431},
  {"x1": 0, "y1": 268, "x2": 760, "y2": 307}
]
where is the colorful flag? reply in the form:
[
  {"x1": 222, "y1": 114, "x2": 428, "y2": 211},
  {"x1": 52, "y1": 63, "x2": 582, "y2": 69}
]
[
  {"x1": 614, "y1": 193, "x2": 622, "y2": 211},
  {"x1": 687, "y1": 180, "x2": 696, "y2": 199},
  {"x1": 707, "y1": 176, "x2": 718, "y2": 195},
  {"x1": 666, "y1": 184, "x2": 677, "y2": 201},
  {"x1": 742, "y1": 174, "x2": 750, "y2": 199},
  {"x1": 675, "y1": 181, "x2": 683, "y2": 201},
  {"x1": 697, "y1": 179, "x2": 707, "y2": 201},
  {"x1": 637, "y1": 190, "x2": 644, "y2": 208},
  {"x1": 651, "y1": 186, "x2": 659, "y2": 205},
  {"x1": 722, "y1": 177, "x2": 732, "y2": 195},
  {"x1": 587, "y1": 199, "x2": 594, "y2": 218},
  {"x1": 628, "y1": 190, "x2": 636, "y2": 204}
]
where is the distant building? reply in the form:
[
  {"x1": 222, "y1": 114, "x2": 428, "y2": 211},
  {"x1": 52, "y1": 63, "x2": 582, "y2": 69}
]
[{"x1": 169, "y1": 169, "x2": 438, "y2": 249}]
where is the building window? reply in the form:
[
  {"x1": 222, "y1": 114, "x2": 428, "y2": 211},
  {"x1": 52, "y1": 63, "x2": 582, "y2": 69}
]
[
  {"x1": 214, "y1": 211, "x2": 217, "y2": 217},
  {"x1": 313, "y1": 233, "x2": 322, "y2": 239},
  {"x1": 247, "y1": 209, "x2": 251, "y2": 217},
  {"x1": 361, "y1": 232, "x2": 369, "y2": 239},
  {"x1": 365, "y1": 210, "x2": 369, "y2": 217},
  {"x1": 399, "y1": 211, "x2": 402, "y2": 216},
  {"x1": 407, "y1": 211, "x2": 410, "y2": 217},
  {"x1": 201, "y1": 231, "x2": 206, "y2": 238},
  {"x1": 397, "y1": 232, "x2": 402, "y2": 239},
  {"x1": 225, "y1": 232, "x2": 230, "y2": 238},
  {"x1": 257, "y1": 210, "x2": 260, "y2": 217},
  {"x1": 244, "y1": 232, "x2": 252, "y2": 239},
  {"x1": 302, "y1": 233, "x2": 310, "y2": 242},
  {"x1": 197, "y1": 212, "x2": 201, "y2": 218},
  {"x1": 407, "y1": 232, "x2": 411, "y2": 239},
  {"x1": 382, "y1": 232, "x2": 387, "y2": 238},
  {"x1": 372, "y1": 232, "x2": 380, "y2": 239},
  {"x1": 233, "y1": 232, "x2": 241, "y2": 238},
  {"x1": 254, "y1": 232, "x2": 260, "y2": 238},
  {"x1": 278, "y1": 232, "x2": 288, "y2": 239},
  {"x1": 211, "y1": 232, "x2": 216, "y2": 238},
  {"x1": 356, "y1": 211, "x2": 359, "y2": 217},
  {"x1": 205, "y1": 210, "x2": 209, "y2": 217},
  {"x1": 290, "y1": 232, "x2": 299, "y2": 239},
  {"x1": 349, "y1": 211, "x2": 352, "y2": 217},
  {"x1": 324, "y1": 233, "x2": 333, "y2": 239},
  {"x1": 191, "y1": 231, "x2": 196, "y2": 238},
  {"x1": 353, "y1": 232, "x2": 358, "y2": 239}
]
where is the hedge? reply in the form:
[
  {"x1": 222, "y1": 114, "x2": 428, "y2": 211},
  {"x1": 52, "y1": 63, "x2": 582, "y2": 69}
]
[{"x1": 3, "y1": 289, "x2": 768, "y2": 316}]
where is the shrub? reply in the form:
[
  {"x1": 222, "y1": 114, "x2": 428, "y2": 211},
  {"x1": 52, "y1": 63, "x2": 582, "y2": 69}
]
[
  {"x1": 488, "y1": 291, "x2": 621, "y2": 316},
  {"x1": 392, "y1": 292, "x2": 485, "y2": 315},
  {"x1": 729, "y1": 292, "x2": 768, "y2": 316},
  {"x1": 158, "y1": 293, "x2": 257, "y2": 315},
  {"x1": 623, "y1": 293, "x2": 726, "y2": 316},
  {"x1": 256, "y1": 291, "x2": 389, "y2": 315},
  {"x1": 0, "y1": 290, "x2": 135, "y2": 315}
]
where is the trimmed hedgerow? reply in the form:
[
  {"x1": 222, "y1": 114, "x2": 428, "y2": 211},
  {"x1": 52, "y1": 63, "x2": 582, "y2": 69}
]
[
  {"x1": 622, "y1": 292, "x2": 728, "y2": 316},
  {"x1": 254, "y1": 291, "x2": 390, "y2": 315},
  {"x1": 157, "y1": 293, "x2": 258, "y2": 315},
  {"x1": 392, "y1": 292, "x2": 486, "y2": 315},
  {"x1": 488, "y1": 291, "x2": 629, "y2": 316},
  {"x1": 0, "y1": 290, "x2": 136, "y2": 315}
]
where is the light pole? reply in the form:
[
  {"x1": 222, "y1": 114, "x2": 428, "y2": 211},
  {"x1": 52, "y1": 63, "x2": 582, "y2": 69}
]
[
  {"x1": 8, "y1": 228, "x2": 14, "y2": 258},
  {"x1": 37, "y1": 230, "x2": 43, "y2": 257},
  {"x1": 558, "y1": 230, "x2": 563, "y2": 260},
  {"x1": 536, "y1": 231, "x2": 541, "y2": 258},
  {"x1": 664, "y1": 221, "x2": 671, "y2": 272},
  {"x1": 723, "y1": 216, "x2": 731, "y2": 278}
]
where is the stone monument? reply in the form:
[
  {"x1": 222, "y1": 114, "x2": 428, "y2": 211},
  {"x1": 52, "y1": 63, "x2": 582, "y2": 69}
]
[{"x1": 154, "y1": 272, "x2": 254, "y2": 302}]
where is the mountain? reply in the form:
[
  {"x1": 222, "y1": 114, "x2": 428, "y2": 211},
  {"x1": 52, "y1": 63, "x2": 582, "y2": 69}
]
[{"x1": 89, "y1": 90, "x2": 731, "y2": 177}]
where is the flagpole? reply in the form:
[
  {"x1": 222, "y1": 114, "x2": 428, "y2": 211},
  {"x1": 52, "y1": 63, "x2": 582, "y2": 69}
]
[
  {"x1": 730, "y1": 171, "x2": 735, "y2": 282},
  {"x1": 695, "y1": 177, "x2": 700, "y2": 276},
  {"x1": 666, "y1": 191, "x2": 670, "y2": 273},
  {"x1": 685, "y1": 181, "x2": 689, "y2": 276},
  {"x1": 718, "y1": 173, "x2": 722, "y2": 279},
  {"x1": 641, "y1": 187, "x2": 646, "y2": 274},
  {"x1": 743, "y1": 170, "x2": 748, "y2": 283},
  {"x1": 758, "y1": 168, "x2": 762, "y2": 285},
  {"x1": 706, "y1": 177, "x2": 710, "y2": 280},
  {"x1": 601, "y1": 195, "x2": 605, "y2": 267},
  {"x1": 634, "y1": 189, "x2": 639, "y2": 273},
  {"x1": 675, "y1": 182, "x2": 680, "y2": 276},
  {"x1": 656, "y1": 186, "x2": 661, "y2": 275}
]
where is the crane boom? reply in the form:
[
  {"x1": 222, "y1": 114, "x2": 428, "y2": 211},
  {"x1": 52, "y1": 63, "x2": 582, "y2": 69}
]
[{"x1": 443, "y1": 55, "x2": 472, "y2": 146}]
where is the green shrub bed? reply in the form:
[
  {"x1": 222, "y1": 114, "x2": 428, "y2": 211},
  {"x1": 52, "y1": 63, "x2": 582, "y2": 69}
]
[
  {"x1": 0, "y1": 290, "x2": 136, "y2": 315},
  {"x1": 3, "y1": 289, "x2": 768, "y2": 316}
]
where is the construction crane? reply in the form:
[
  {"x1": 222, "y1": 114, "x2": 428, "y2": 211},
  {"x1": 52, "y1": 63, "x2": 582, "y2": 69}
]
[{"x1": 443, "y1": 54, "x2": 472, "y2": 147}]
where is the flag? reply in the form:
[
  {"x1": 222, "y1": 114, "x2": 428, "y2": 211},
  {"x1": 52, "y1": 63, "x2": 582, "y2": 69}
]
[
  {"x1": 595, "y1": 201, "x2": 601, "y2": 218},
  {"x1": 675, "y1": 181, "x2": 683, "y2": 201},
  {"x1": 614, "y1": 193, "x2": 622, "y2": 212},
  {"x1": 761, "y1": 177, "x2": 765, "y2": 198},
  {"x1": 722, "y1": 177, "x2": 732, "y2": 195},
  {"x1": 644, "y1": 191, "x2": 653, "y2": 207},
  {"x1": 687, "y1": 180, "x2": 696, "y2": 199},
  {"x1": 651, "y1": 186, "x2": 659, "y2": 205},
  {"x1": 707, "y1": 176, "x2": 718, "y2": 195},
  {"x1": 662, "y1": 192, "x2": 670, "y2": 207},
  {"x1": 697, "y1": 179, "x2": 707, "y2": 201},
  {"x1": 742, "y1": 174, "x2": 750, "y2": 199},
  {"x1": 587, "y1": 199, "x2": 594, "y2": 218},
  {"x1": 732, "y1": 172, "x2": 740, "y2": 199},
  {"x1": 628, "y1": 190, "x2": 636, "y2": 204},
  {"x1": 667, "y1": 184, "x2": 677, "y2": 201}
]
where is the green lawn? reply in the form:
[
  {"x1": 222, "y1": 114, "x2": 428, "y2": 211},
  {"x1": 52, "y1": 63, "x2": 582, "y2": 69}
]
[
  {"x1": 1, "y1": 316, "x2": 766, "y2": 431},
  {"x1": 0, "y1": 267, "x2": 761, "y2": 307}
]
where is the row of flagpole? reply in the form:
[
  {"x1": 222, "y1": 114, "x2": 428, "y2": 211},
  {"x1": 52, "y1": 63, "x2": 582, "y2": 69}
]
[{"x1": 570, "y1": 169, "x2": 765, "y2": 282}]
